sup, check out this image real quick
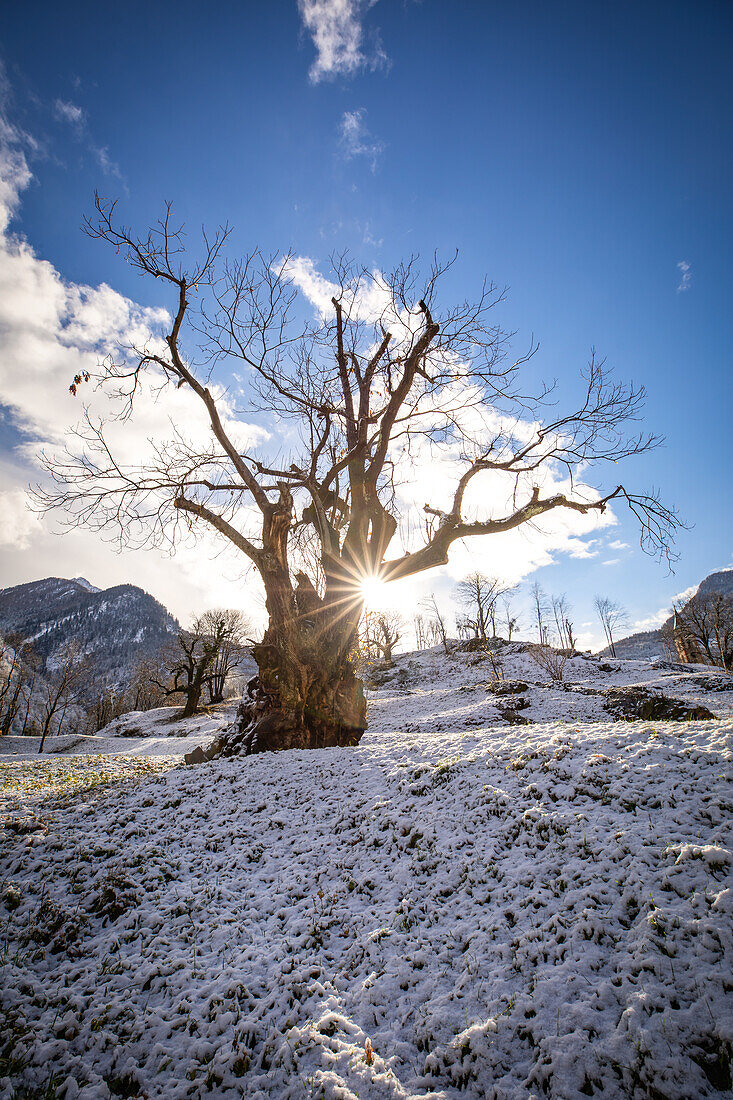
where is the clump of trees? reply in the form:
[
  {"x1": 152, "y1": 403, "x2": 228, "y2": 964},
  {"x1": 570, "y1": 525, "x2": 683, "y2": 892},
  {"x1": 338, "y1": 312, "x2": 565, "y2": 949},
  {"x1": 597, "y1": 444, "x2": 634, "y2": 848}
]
[
  {"x1": 0, "y1": 635, "x2": 39, "y2": 738},
  {"x1": 35, "y1": 196, "x2": 679, "y2": 754},
  {"x1": 456, "y1": 573, "x2": 511, "y2": 642},
  {"x1": 671, "y1": 592, "x2": 733, "y2": 670},
  {"x1": 1, "y1": 606, "x2": 251, "y2": 748},
  {"x1": 38, "y1": 641, "x2": 88, "y2": 752},
  {"x1": 422, "y1": 595, "x2": 453, "y2": 654},
  {"x1": 1, "y1": 635, "x2": 90, "y2": 751}
]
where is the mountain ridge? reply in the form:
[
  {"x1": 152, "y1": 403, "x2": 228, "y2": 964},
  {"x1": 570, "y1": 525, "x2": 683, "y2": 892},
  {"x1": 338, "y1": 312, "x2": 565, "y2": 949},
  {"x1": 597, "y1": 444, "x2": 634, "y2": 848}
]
[{"x1": 0, "y1": 576, "x2": 179, "y2": 685}]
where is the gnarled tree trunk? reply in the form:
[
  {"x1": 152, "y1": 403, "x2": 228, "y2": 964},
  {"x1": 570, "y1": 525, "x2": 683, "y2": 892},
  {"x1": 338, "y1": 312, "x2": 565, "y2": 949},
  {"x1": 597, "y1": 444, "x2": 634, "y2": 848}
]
[
  {"x1": 215, "y1": 609, "x2": 366, "y2": 756},
  {"x1": 218, "y1": 639, "x2": 366, "y2": 755},
  {"x1": 213, "y1": 496, "x2": 367, "y2": 756}
]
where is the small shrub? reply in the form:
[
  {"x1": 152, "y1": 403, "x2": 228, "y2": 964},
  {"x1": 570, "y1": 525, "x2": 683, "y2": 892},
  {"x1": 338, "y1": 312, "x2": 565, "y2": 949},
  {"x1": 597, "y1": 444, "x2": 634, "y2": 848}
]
[{"x1": 528, "y1": 644, "x2": 568, "y2": 683}]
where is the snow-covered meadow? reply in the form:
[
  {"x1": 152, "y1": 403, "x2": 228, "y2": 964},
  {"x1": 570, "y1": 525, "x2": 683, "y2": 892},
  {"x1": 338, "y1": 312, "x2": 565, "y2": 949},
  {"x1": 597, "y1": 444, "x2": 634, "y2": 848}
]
[{"x1": 1, "y1": 648, "x2": 731, "y2": 1099}]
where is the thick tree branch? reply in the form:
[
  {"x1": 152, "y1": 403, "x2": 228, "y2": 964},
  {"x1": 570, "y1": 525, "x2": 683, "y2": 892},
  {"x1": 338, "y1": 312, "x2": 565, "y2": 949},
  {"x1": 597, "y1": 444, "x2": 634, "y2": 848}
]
[{"x1": 174, "y1": 495, "x2": 262, "y2": 564}]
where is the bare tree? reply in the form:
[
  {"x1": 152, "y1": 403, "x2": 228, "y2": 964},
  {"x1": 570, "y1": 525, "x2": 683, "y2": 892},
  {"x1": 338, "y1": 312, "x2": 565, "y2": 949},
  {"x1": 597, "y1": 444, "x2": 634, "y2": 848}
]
[
  {"x1": 362, "y1": 610, "x2": 403, "y2": 667},
  {"x1": 455, "y1": 614, "x2": 473, "y2": 641},
  {"x1": 201, "y1": 609, "x2": 250, "y2": 703},
  {"x1": 594, "y1": 596, "x2": 628, "y2": 658},
  {"x1": 38, "y1": 641, "x2": 88, "y2": 752},
  {"x1": 529, "y1": 582, "x2": 550, "y2": 644},
  {"x1": 127, "y1": 654, "x2": 169, "y2": 712},
  {"x1": 707, "y1": 594, "x2": 733, "y2": 671},
  {"x1": 89, "y1": 686, "x2": 128, "y2": 732},
  {"x1": 423, "y1": 594, "x2": 452, "y2": 655},
  {"x1": 154, "y1": 611, "x2": 243, "y2": 718},
  {"x1": 0, "y1": 637, "x2": 29, "y2": 736},
  {"x1": 34, "y1": 197, "x2": 679, "y2": 754},
  {"x1": 500, "y1": 595, "x2": 520, "y2": 641},
  {"x1": 413, "y1": 613, "x2": 429, "y2": 650},
  {"x1": 659, "y1": 618, "x2": 678, "y2": 662},
  {"x1": 550, "y1": 593, "x2": 577, "y2": 651},
  {"x1": 19, "y1": 670, "x2": 37, "y2": 736},
  {"x1": 456, "y1": 573, "x2": 508, "y2": 641}
]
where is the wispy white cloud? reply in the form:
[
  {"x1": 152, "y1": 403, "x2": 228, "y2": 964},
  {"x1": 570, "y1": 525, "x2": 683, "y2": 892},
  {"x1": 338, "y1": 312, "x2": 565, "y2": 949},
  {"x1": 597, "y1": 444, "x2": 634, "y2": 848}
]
[
  {"x1": 52, "y1": 94, "x2": 121, "y2": 178},
  {"x1": 608, "y1": 539, "x2": 629, "y2": 551},
  {"x1": 601, "y1": 558, "x2": 620, "y2": 566},
  {"x1": 298, "y1": 0, "x2": 387, "y2": 83},
  {"x1": 676, "y1": 259, "x2": 691, "y2": 292},
  {"x1": 94, "y1": 145, "x2": 121, "y2": 179},
  {"x1": 361, "y1": 220, "x2": 383, "y2": 248},
  {"x1": 338, "y1": 107, "x2": 384, "y2": 170},
  {"x1": 567, "y1": 539, "x2": 600, "y2": 559},
  {"x1": 628, "y1": 606, "x2": 670, "y2": 632},
  {"x1": 53, "y1": 99, "x2": 85, "y2": 127}
]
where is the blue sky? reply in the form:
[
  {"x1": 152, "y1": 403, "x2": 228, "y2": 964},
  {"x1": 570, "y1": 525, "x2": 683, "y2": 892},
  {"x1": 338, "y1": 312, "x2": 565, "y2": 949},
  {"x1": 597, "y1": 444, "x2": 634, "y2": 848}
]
[{"x1": 0, "y1": 0, "x2": 731, "y2": 646}]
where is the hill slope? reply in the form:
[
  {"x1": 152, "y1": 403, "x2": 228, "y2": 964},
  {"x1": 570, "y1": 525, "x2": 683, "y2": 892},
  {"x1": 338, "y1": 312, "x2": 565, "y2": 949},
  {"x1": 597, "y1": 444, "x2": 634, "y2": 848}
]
[
  {"x1": 0, "y1": 644, "x2": 730, "y2": 1099},
  {"x1": 0, "y1": 577, "x2": 179, "y2": 685}
]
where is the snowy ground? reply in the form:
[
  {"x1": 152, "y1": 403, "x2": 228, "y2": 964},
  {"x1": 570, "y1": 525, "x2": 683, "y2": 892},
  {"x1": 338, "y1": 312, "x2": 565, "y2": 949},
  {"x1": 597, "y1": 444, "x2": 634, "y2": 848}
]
[
  {"x1": 0, "y1": 702, "x2": 239, "y2": 764},
  {"x1": 1, "y1": 648, "x2": 731, "y2": 1099}
]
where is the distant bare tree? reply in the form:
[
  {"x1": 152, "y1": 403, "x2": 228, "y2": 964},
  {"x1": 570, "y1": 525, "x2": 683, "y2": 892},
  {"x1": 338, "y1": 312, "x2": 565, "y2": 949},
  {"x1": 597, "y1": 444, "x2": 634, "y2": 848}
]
[
  {"x1": 362, "y1": 610, "x2": 403, "y2": 667},
  {"x1": 413, "y1": 613, "x2": 429, "y2": 650},
  {"x1": 529, "y1": 582, "x2": 549, "y2": 644},
  {"x1": 707, "y1": 595, "x2": 733, "y2": 671},
  {"x1": 550, "y1": 594, "x2": 570, "y2": 649},
  {"x1": 456, "y1": 572, "x2": 508, "y2": 641},
  {"x1": 423, "y1": 594, "x2": 451, "y2": 654},
  {"x1": 89, "y1": 686, "x2": 128, "y2": 732},
  {"x1": 500, "y1": 596, "x2": 520, "y2": 641},
  {"x1": 455, "y1": 614, "x2": 473, "y2": 641},
  {"x1": 19, "y1": 670, "x2": 37, "y2": 736},
  {"x1": 659, "y1": 618, "x2": 677, "y2": 662},
  {"x1": 594, "y1": 596, "x2": 628, "y2": 658},
  {"x1": 0, "y1": 637, "x2": 29, "y2": 736},
  {"x1": 155, "y1": 611, "x2": 245, "y2": 718},
  {"x1": 38, "y1": 641, "x2": 88, "y2": 752},
  {"x1": 201, "y1": 609, "x2": 251, "y2": 703},
  {"x1": 127, "y1": 654, "x2": 169, "y2": 712}
]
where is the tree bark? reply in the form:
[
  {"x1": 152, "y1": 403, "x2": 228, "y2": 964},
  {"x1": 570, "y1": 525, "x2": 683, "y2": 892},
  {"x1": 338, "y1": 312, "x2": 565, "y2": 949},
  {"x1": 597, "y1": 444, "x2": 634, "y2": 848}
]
[{"x1": 181, "y1": 668, "x2": 206, "y2": 718}]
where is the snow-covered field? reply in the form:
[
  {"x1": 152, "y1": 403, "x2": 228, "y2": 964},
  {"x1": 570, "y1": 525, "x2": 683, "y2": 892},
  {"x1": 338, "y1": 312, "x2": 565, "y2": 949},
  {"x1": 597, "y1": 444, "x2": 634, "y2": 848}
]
[
  {"x1": 0, "y1": 702, "x2": 240, "y2": 764},
  {"x1": 1, "y1": 648, "x2": 731, "y2": 1099}
]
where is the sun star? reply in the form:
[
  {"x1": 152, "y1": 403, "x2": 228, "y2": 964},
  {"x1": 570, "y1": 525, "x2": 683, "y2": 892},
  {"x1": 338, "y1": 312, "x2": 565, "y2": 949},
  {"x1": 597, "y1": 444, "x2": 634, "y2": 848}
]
[{"x1": 360, "y1": 574, "x2": 390, "y2": 609}]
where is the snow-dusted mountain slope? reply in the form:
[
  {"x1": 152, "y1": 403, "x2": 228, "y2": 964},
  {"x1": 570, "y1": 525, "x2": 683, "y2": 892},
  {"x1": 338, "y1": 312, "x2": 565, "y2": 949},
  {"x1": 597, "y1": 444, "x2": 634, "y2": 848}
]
[
  {"x1": 0, "y1": 576, "x2": 179, "y2": 686},
  {"x1": 1, "y1": 647, "x2": 731, "y2": 1099}
]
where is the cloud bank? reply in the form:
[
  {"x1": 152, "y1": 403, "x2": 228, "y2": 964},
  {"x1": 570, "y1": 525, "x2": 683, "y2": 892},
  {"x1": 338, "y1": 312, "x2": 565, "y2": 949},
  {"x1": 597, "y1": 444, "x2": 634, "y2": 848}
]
[{"x1": 0, "y1": 118, "x2": 267, "y2": 623}]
